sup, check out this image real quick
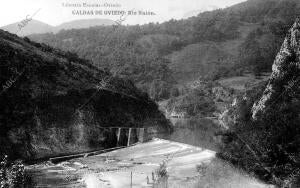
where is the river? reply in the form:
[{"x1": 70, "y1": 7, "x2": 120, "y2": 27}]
[
  {"x1": 26, "y1": 117, "x2": 275, "y2": 188},
  {"x1": 158, "y1": 117, "x2": 220, "y2": 151}
]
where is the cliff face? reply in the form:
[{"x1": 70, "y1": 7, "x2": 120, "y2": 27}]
[
  {"x1": 252, "y1": 19, "x2": 300, "y2": 119},
  {"x1": 0, "y1": 30, "x2": 171, "y2": 160}
]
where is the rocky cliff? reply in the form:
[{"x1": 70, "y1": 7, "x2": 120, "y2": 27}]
[
  {"x1": 252, "y1": 19, "x2": 300, "y2": 119},
  {"x1": 218, "y1": 20, "x2": 300, "y2": 187},
  {"x1": 0, "y1": 30, "x2": 171, "y2": 160}
]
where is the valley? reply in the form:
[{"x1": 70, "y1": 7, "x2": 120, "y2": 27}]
[{"x1": 0, "y1": 0, "x2": 299, "y2": 187}]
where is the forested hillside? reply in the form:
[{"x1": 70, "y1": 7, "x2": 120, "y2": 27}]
[
  {"x1": 0, "y1": 29, "x2": 171, "y2": 160},
  {"x1": 29, "y1": 0, "x2": 300, "y2": 101}
]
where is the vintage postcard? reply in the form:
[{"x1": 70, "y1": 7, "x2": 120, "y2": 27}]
[{"x1": 0, "y1": 0, "x2": 299, "y2": 187}]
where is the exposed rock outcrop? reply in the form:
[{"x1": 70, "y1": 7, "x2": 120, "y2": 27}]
[
  {"x1": 252, "y1": 19, "x2": 300, "y2": 119},
  {"x1": 0, "y1": 30, "x2": 171, "y2": 160}
]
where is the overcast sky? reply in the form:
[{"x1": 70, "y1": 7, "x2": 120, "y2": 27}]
[{"x1": 0, "y1": 0, "x2": 246, "y2": 27}]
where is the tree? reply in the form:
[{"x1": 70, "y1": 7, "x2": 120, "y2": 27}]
[{"x1": 238, "y1": 30, "x2": 265, "y2": 75}]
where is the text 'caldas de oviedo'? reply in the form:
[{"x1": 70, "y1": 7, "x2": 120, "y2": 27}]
[{"x1": 72, "y1": 10, "x2": 155, "y2": 16}]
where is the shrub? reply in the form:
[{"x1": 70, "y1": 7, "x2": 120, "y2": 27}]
[
  {"x1": 0, "y1": 155, "x2": 27, "y2": 188},
  {"x1": 155, "y1": 161, "x2": 168, "y2": 179},
  {"x1": 153, "y1": 160, "x2": 169, "y2": 188}
]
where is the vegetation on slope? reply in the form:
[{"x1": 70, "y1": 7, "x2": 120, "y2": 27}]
[
  {"x1": 0, "y1": 29, "x2": 171, "y2": 160},
  {"x1": 161, "y1": 80, "x2": 234, "y2": 118},
  {"x1": 29, "y1": 0, "x2": 300, "y2": 101}
]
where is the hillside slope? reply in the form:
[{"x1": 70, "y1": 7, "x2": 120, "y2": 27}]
[
  {"x1": 1, "y1": 19, "x2": 115, "y2": 36},
  {"x1": 0, "y1": 30, "x2": 171, "y2": 160},
  {"x1": 28, "y1": 0, "x2": 300, "y2": 101},
  {"x1": 1, "y1": 20, "x2": 53, "y2": 36},
  {"x1": 168, "y1": 22, "x2": 259, "y2": 83},
  {"x1": 54, "y1": 19, "x2": 115, "y2": 32}
]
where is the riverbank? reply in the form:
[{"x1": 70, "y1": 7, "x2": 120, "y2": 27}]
[{"x1": 26, "y1": 138, "x2": 274, "y2": 188}]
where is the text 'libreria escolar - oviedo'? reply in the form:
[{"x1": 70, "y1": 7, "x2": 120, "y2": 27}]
[
  {"x1": 62, "y1": 2, "x2": 121, "y2": 8},
  {"x1": 62, "y1": 2, "x2": 156, "y2": 16}
]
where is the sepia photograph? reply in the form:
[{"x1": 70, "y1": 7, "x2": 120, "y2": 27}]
[{"x1": 0, "y1": 0, "x2": 299, "y2": 187}]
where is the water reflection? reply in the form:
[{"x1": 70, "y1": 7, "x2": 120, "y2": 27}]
[{"x1": 158, "y1": 118, "x2": 219, "y2": 151}]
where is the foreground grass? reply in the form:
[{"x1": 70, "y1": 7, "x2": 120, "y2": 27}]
[
  {"x1": 152, "y1": 158, "x2": 273, "y2": 188},
  {"x1": 0, "y1": 155, "x2": 34, "y2": 188},
  {"x1": 193, "y1": 159, "x2": 274, "y2": 188}
]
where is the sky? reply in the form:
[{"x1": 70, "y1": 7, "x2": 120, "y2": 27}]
[{"x1": 0, "y1": 0, "x2": 246, "y2": 27}]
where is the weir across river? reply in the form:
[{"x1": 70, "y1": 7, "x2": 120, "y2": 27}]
[
  {"x1": 49, "y1": 127, "x2": 151, "y2": 163},
  {"x1": 93, "y1": 126, "x2": 161, "y2": 147},
  {"x1": 105, "y1": 127, "x2": 146, "y2": 146}
]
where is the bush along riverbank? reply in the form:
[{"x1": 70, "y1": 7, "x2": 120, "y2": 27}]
[{"x1": 0, "y1": 155, "x2": 35, "y2": 187}]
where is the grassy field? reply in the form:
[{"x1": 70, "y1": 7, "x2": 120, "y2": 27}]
[{"x1": 217, "y1": 73, "x2": 270, "y2": 91}]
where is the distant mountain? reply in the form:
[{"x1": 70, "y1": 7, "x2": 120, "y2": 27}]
[
  {"x1": 1, "y1": 18, "x2": 115, "y2": 36},
  {"x1": 54, "y1": 19, "x2": 115, "y2": 33},
  {"x1": 183, "y1": 6, "x2": 219, "y2": 19},
  {"x1": 0, "y1": 20, "x2": 53, "y2": 36}
]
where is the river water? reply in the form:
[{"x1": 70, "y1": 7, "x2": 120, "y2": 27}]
[
  {"x1": 26, "y1": 117, "x2": 275, "y2": 188},
  {"x1": 158, "y1": 117, "x2": 220, "y2": 151},
  {"x1": 26, "y1": 117, "x2": 221, "y2": 187}
]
